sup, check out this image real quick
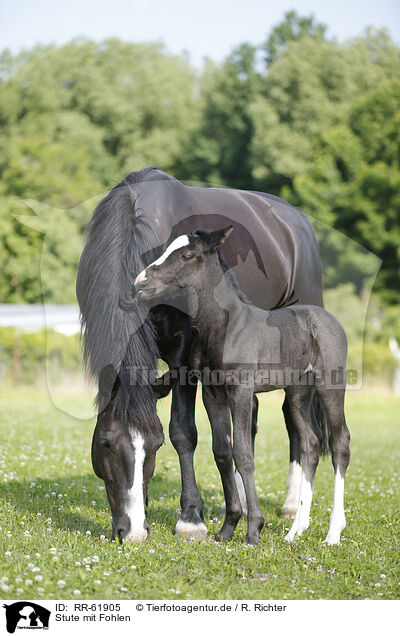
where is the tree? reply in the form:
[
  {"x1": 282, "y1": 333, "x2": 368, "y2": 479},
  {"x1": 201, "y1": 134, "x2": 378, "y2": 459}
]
[
  {"x1": 263, "y1": 10, "x2": 326, "y2": 66},
  {"x1": 183, "y1": 43, "x2": 259, "y2": 188}
]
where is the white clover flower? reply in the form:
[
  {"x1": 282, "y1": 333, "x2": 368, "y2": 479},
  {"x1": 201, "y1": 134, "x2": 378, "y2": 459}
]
[{"x1": 57, "y1": 580, "x2": 66, "y2": 588}]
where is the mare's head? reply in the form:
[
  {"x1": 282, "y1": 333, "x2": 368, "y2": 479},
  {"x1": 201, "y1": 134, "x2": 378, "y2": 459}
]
[
  {"x1": 91, "y1": 366, "x2": 166, "y2": 543},
  {"x1": 134, "y1": 227, "x2": 233, "y2": 301}
]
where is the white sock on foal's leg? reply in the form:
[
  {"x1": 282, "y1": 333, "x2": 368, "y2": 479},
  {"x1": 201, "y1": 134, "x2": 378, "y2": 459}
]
[
  {"x1": 324, "y1": 467, "x2": 346, "y2": 545},
  {"x1": 285, "y1": 473, "x2": 313, "y2": 542},
  {"x1": 282, "y1": 461, "x2": 302, "y2": 517}
]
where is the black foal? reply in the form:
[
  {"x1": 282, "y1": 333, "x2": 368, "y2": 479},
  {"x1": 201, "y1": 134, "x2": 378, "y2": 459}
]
[{"x1": 135, "y1": 228, "x2": 350, "y2": 546}]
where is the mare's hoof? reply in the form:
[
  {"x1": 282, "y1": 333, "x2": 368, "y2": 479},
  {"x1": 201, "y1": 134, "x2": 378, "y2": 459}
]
[
  {"x1": 281, "y1": 506, "x2": 297, "y2": 519},
  {"x1": 175, "y1": 519, "x2": 207, "y2": 541}
]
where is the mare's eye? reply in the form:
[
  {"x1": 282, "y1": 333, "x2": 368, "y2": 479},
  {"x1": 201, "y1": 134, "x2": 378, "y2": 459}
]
[
  {"x1": 180, "y1": 253, "x2": 191, "y2": 261},
  {"x1": 102, "y1": 439, "x2": 112, "y2": 450}
]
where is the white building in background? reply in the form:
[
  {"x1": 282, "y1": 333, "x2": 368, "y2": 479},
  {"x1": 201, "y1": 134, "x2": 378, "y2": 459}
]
[{"x1": 0, "y1": 304, "x2": 80, "y2": 334}]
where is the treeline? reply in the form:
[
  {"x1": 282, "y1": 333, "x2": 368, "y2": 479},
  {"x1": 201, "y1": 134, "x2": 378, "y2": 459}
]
[{"x1": 0, "y1": 11, "x2": 399, "y2": 308}]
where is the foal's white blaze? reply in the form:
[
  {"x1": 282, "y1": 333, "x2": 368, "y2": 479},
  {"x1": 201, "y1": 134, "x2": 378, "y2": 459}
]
[
  {"x1": 124, "y1": 432, "x2": 147, "y2": 542},
  {"x1": 282, "y1": 460, "x2": 302, "y2": 517},
  {"x1": 285, "y1": 474, "x2": 313, "y2": 543},
  {"x1": 134, "y1": 234, "x2": 190, "y2": 286},
  {"x1": 324, "y1": 467, "x2": 346, "y2": 545}
]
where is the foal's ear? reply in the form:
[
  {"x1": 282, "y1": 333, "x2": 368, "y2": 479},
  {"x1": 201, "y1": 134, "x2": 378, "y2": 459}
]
[{"x1": 205, "y1": 225, "x2": 233, "y2": 249}]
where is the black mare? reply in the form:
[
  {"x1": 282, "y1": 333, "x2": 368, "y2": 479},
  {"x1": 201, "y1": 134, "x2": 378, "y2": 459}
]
[
  {"x1": 76, "y1": 166, "x2": 324, "y2": 542},
  {"x1": 135, "y1": 227, "x2": 350, "y2": 546}
]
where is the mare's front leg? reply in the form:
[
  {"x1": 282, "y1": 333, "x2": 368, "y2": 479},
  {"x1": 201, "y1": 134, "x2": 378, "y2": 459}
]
[
  {"x1": 170, "y1": 379, "x2": 207, "y2": 539},
  {"x1": 229, "y1": 387, "x2": 264, "y2": 545},
  {"x1": 202, "y1": 385, "x2": 242, "y2": 540}
]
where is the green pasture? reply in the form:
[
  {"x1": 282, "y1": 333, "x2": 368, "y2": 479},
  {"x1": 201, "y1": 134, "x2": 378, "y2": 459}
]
[{"x1": 0, "y1": 388, "x2": 399, "y2": 600}]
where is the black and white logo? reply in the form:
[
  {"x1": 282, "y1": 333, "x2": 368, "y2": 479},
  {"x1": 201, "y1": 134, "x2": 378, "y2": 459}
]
[{"x1": 3, "y1": 602, "x2": 50, "y2": 633}]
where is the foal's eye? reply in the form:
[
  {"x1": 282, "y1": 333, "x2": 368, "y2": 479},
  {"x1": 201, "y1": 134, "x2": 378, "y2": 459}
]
[{"x1": 180, "y1": 253, "x2": 191, "y2": 261}]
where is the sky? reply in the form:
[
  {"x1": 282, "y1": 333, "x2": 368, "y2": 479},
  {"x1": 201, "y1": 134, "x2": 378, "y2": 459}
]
[{"x1": 0, "y1": 0, "x2": 399, "y2": 66}]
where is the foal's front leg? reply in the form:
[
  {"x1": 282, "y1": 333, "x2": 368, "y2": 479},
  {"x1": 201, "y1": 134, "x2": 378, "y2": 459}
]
[
  {"x1": 202, "y1": 386, "x2": 242, "y2": 540},
  {"x1": 229, "y1": 387, "x2": 264, "y2": 545}
]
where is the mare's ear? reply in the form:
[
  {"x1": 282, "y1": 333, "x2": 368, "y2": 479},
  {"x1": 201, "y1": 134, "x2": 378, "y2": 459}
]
[
  {"x1": 98, "y1": 364, "x2": 119, "y2": 401},
  {"x1": 205, "y1": 225, "x2": 233, "y2": 249}
]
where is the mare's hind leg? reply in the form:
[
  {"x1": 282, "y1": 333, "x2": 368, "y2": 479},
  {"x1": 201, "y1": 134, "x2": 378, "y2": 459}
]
[
  {"x1": 281, "y1": 395, "x2": 302, "y2": 518},
  {"x1": 284, "y1": 387, "x2": 320, "y2": 543},
  {"x1": 232, "y1": 394, "x2": 258, "y2": 516},
  {"x1": 318, "y1": 387, "x2": 350, "y2": 545},
  {"x1": 202, "y1": 386, "x2": 242, "y2": 540},
  {"x1": 170, "y1": 380, "x2": 207, "y2": 540}
]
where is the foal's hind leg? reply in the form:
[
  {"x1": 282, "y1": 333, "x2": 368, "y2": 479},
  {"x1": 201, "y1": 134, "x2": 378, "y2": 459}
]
[
  {"x1": 318, "y1": 388, "x2": 350, "y2": 545},
  {"x1": 202, "y1": 386, "x2": 242, "y2": 540},
  {"x1": 281, "y1": 395, "x2": 302, "y2": 518},
  {"x1": 284, "y1": 387, "x2": 320, "y2": 543}
]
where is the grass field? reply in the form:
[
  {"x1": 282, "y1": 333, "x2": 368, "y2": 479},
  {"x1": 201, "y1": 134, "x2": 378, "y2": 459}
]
[{"x1": 0, "y1": 387, "x2": 399, "y2": 600}]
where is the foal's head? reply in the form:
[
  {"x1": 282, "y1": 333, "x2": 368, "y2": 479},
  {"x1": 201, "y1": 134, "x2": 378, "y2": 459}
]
[{"x1": 134, "y1": 227, "x2": 233, "y2": 301}]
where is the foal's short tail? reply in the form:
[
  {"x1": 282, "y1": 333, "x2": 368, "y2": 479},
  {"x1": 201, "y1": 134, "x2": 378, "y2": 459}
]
[{"x1": 310, "y1": 391, "x2": 330, "y2": 456}]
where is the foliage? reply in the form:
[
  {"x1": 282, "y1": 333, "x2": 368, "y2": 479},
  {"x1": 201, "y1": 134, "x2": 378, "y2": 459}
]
[
  {"x1": 0, "y1": 328, "x2": 81, "y2": 384},
  {"x1": 0, "y1": 16, "x2": 399, "y2": 304}
]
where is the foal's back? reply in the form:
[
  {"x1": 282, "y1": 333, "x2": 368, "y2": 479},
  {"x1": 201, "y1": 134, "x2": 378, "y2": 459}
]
[{"x1": 235, "y1": 303, "x2": 348, "y2": 389}]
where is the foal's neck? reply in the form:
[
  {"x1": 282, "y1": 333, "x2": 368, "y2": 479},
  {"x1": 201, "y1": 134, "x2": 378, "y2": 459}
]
[{"x1": 190, "y1": 253, "x2": 245, "y2": 330}]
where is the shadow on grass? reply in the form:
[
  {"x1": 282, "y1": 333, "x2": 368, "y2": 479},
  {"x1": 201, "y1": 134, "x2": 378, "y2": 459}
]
[{"x1": 0, "y1": 470, "x2": 284, "y2": 540}]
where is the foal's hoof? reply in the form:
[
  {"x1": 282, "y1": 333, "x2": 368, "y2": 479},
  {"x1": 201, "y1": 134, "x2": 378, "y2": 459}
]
[
  {"x1": 175, "y1": 519, "x2": 207, "y2": 541},
  {"x1": 215, "y1": 524, "x2": 236, "y2": 542},
  {"x1": 244, "y1": 534, "x2": 259, "y2": 546}
]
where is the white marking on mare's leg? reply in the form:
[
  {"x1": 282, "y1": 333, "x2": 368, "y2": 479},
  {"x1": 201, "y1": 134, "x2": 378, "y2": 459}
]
[
  {"x1": 124, "y1": 432, "x2": 147, "y2": 542},
  {"x1": 134, "y1": 234, "x2": 190, "y2": 285},
  {"x1": 324, "y1": 467, "x2": 346, "y2": 545},
  {"x1": 282, "y1": 461, "x2": 302, "y2": 518},
  {"x1": 175, "y1": 519, "x2": 207, "y2": 540},
  {"x1": 285, "y1": 474, "x2": 313, "y2": 542},
  {"x1": 234, "y1": 471, "x2": 247, "y2": 515}
]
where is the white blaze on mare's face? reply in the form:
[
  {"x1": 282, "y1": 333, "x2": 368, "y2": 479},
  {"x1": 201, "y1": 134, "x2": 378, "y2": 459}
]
[
  {"x1": 124, "y1": 431, "x2": 147, "y2": 542},
  {"x1": 134, "y1": 234, "x2": 190, "y2": 285},
  {"x1": 325, "y1": 467, "x2": 346, "y2": 545}
]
